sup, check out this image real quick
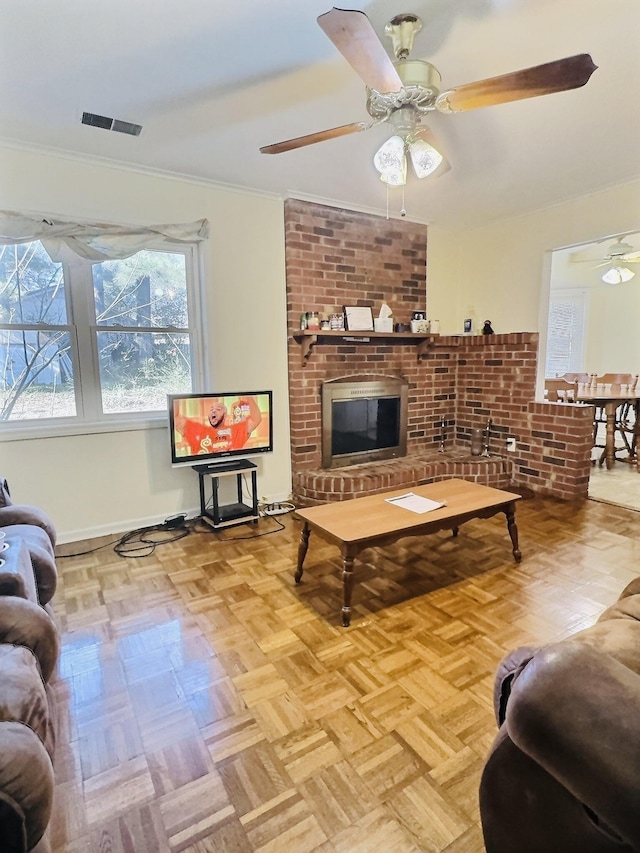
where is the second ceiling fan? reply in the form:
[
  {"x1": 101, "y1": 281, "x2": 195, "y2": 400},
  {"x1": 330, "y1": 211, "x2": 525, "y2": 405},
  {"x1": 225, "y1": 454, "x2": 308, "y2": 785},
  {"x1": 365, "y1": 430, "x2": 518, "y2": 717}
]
[
  {"x1": 260, "y1": 8, "x2": 597, "y2": 185},
  {"x1": 571, "y1": 236, "x2": 640, "y2": 284}
]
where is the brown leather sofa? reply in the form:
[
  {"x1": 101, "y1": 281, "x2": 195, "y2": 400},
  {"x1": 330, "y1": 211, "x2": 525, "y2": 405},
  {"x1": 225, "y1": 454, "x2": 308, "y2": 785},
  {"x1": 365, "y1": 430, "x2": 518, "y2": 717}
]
[
  {"x1": 480, "y1": 577, "x2": 640, "y2": 853},
  {"x1": 0, "y1": 477, "x2": 59, "y2": 853}
]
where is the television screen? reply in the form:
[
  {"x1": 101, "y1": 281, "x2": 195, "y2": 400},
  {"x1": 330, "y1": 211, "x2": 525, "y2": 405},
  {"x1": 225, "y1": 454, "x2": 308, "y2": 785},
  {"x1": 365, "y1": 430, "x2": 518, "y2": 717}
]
[{"x1": 168, "y1": 391, "x2": 273, "y2": 467}]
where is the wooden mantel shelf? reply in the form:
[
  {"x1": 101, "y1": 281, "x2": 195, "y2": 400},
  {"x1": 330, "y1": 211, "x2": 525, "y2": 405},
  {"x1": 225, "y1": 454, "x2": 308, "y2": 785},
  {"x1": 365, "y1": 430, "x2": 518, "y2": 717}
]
[{"x1": 292, "y1": 329, "x2": 448, "y2": 365}]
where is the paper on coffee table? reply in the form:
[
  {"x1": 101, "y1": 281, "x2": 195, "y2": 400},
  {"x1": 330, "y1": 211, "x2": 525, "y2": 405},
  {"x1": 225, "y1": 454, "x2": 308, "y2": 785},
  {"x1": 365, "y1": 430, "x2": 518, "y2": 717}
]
[{"x1": 385, "y1": 492, "x2": 445, "y2": 514}]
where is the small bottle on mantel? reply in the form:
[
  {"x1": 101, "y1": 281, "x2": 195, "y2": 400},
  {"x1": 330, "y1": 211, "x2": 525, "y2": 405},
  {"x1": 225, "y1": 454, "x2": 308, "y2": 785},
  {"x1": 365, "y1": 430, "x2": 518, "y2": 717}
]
[{"x1": 300, "y1": 312, "x2": 307, "y2": 331}]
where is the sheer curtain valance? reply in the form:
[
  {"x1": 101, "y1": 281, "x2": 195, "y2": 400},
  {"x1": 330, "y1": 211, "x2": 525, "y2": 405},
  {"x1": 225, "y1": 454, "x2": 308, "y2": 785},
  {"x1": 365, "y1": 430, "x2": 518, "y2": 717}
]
[{"x1": 0, "y1": 210, "x2": 209, "y2": 263}]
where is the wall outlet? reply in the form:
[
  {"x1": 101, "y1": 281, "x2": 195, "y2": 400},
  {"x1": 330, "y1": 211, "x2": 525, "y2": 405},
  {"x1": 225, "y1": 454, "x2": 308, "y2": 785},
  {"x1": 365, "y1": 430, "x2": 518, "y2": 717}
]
[{"x1": 506, "y1": 436, "x2": 517, "y2": 452}]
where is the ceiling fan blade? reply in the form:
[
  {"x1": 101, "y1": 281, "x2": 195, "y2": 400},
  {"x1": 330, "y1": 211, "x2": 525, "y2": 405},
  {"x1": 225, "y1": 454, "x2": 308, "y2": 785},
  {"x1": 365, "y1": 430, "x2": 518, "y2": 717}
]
[
  {"x1": 260, "y1": 122, "x2": 367, "y2": 154},
  {"x1": 317, "y1": 8, "x2": 403, "y2": 94},
  {"x1": 573, "y1": 254, "x2": 640, "y2": 265},
  {"x1": 436, "y1": 53, "x2": 597, "y2": 113}
]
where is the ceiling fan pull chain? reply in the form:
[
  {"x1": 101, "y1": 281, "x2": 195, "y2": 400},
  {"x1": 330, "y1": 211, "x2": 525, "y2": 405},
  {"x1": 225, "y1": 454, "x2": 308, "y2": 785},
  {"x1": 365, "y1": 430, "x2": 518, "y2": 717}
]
[{"x1": 400, "y1": 184, "x2": 406, "y2": 218}]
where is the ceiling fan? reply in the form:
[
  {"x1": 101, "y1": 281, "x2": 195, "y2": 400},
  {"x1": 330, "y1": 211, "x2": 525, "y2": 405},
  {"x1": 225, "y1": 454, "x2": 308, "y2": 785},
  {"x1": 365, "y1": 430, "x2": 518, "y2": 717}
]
[
  {"x1": 571, "y1": 236, "x2": 640, "y2": 284},
  {"x1": 260, "y1": 8, "x2": 597, "y2": 185}
]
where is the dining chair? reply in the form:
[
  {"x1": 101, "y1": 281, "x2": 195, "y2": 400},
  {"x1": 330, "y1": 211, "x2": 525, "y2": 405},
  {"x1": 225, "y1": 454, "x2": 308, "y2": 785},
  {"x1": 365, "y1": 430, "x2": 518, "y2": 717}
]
[
  {"x1": 590, "y1": 374, "x2": 638, "y2": 466},
  {"x1": 592, "y1": 372, "x2": 638, "y2": 390},
  {"x1": 558, "y1": 372, "x2": 591, "y2": 384},
  {"x1": 544, "y1": 378, "x2": 578, "y2": 402}
]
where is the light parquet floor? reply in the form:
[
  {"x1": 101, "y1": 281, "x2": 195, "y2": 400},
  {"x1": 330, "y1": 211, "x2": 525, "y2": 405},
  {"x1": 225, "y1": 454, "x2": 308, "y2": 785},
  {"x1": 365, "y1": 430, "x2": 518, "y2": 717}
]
[
  {"x1": 588, "y1": 457, "x2": 640, "y2": 511},
  {"x1": 50, "y1": 494, "x2": 640, "y2": 852}
]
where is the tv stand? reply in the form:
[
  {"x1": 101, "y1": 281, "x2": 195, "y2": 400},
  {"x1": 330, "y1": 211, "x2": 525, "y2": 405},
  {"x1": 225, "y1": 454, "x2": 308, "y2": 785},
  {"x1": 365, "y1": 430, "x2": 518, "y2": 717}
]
[{"x1": 193, "y1": 459, "x2": 259, "y2": 530}]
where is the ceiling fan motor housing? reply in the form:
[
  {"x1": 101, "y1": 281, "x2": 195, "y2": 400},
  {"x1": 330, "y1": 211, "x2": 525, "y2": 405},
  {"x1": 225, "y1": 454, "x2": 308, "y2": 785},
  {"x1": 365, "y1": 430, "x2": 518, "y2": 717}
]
[
  {"x1": 611, "y1": 242, "x2": 635, "y2": 258},
  {"x1": 395, "y1": 60, "x2": 441, "y2": 93},
  {"x1": 366, "y1": 60, "x2": 441, "y2": 118},
  {"x1": 387, "y1": 105, "x2": 421, "y2": 135}
]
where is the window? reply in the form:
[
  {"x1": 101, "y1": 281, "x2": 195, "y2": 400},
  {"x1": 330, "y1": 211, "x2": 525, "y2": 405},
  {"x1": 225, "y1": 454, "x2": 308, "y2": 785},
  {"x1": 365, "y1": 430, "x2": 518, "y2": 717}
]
[
  {"x1": 0, "y1": 240, "x2": 202, "y2": 428},
  {"x1": 545, "y1": 289, "x2": 588, "y2": 377}
]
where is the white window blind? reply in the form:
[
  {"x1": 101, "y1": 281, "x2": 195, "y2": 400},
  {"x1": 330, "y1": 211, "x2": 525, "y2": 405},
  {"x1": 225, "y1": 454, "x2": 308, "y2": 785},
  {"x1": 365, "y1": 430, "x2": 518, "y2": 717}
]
[{"x1": 545, "y1": 289, "x2": 588, "y2": 376}]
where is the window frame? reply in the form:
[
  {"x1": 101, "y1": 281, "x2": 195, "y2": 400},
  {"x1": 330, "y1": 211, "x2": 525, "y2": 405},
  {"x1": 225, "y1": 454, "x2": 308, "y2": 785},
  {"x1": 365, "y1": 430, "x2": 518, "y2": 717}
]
[
  {"x1": 0, "y1": 240, "x2": 206, "y2": 441},
  {"x1": 545, "y1": 287, "x2": 589, "y2": 378}
]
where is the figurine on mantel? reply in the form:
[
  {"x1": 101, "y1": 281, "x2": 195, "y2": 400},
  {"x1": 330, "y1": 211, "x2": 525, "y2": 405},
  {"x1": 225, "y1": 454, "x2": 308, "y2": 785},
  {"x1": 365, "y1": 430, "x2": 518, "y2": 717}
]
[{"x1": 482, "y1": 320, "x2": 495, "y2": 335}]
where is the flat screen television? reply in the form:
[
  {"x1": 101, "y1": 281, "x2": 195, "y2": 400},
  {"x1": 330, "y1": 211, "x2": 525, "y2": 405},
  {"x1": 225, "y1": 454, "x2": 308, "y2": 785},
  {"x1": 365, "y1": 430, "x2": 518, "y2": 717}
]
[{"x1": 168, "y1": 391, "x2": 273, "y2": 468}]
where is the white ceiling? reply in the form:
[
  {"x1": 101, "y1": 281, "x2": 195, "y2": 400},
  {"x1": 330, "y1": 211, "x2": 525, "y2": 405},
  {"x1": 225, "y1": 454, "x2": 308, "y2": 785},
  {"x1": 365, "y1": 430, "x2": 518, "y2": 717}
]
[{"x1": 2, "y1": 0, "x2": 639, "y2": 229}]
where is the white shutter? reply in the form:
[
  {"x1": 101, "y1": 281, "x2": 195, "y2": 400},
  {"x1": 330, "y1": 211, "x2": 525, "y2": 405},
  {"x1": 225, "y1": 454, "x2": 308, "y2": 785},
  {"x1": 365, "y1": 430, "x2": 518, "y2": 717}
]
[{"x1": 545, "y1": 289, "x2": 588, "y2": 376}]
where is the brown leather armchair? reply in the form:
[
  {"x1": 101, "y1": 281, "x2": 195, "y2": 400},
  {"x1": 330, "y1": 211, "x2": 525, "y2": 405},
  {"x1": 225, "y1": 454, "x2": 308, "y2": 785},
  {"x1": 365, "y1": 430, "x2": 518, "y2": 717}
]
[
  {"x1": 0, "y1": 477, "x2": 57, "y2": 606},
  {"x1": 480, "y1": 577, "x2": 640, "y2": 853}
]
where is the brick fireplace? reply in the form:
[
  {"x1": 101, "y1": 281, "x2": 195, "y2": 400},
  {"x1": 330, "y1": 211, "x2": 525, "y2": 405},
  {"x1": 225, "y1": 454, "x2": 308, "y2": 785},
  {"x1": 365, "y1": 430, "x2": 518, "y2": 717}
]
[{"x1": 284, "y1": 198, "x2": 593, "y2": 503}]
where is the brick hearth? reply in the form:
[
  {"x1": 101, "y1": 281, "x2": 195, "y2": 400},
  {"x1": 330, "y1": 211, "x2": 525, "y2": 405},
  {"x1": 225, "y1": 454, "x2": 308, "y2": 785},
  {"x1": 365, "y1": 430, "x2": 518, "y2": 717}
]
[
  {"x1": 294, "y1": 451, "x2": 512, "y2": 506},
  {"x1": 284, "y1": 199, "x2": 593, "y2": 503}
]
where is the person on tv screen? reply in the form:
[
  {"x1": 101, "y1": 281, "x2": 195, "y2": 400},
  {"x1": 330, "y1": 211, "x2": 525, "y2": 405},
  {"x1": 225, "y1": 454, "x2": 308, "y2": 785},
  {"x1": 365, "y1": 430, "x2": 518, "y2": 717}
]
[{"x1": 175, "y1": 395, "x2": 262, "y2": 456}]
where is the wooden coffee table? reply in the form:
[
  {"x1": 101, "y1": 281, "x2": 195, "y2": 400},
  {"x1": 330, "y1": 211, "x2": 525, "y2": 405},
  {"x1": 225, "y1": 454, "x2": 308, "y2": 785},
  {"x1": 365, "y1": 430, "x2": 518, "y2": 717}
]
[{"x1": 294, "y1": 479, "x2": 522, "y2": 627}]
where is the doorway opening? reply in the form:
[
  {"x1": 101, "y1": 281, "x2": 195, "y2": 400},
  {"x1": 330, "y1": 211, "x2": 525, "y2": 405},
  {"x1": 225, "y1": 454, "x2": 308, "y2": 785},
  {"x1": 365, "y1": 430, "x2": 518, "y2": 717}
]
[{"x1": 544, "y1": 231, "x2": 640, "y2": 511}]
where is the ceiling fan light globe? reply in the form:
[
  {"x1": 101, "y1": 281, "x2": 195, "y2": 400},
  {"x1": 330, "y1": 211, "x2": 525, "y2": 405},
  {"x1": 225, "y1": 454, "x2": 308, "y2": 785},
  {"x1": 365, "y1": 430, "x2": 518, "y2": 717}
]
[
  {"x1": 409, "y1": 138, "x2": 443, "y2": 178},
  {"x1": 374, "y1": 135, "x2": 407, "y2": 184},
  {"x1": 602, "y1": 265, "x2": 635, "y2": 284},
  {"x1": 379, "y1": 168, "x2": 406, "y2": 186}
]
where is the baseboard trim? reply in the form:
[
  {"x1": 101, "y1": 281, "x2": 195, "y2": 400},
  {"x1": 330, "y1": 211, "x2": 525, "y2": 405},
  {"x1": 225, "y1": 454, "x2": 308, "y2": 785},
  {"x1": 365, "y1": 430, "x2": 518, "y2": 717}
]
[{"x1": 55, "y1": 507, "x2": 200, "y2": 546}]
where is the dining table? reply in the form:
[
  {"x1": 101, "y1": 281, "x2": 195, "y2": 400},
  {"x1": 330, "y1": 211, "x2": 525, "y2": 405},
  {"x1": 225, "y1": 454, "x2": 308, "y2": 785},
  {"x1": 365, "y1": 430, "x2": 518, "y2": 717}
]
[{"x1": 577, "y1": 387, "x2": 640, "y2": 471}]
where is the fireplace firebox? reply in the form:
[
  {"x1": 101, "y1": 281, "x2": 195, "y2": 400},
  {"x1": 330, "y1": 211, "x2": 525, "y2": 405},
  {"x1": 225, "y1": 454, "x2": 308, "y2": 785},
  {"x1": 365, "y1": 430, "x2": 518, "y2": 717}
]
[{"x1": 321, "y1": 375, "x2": 409, "y2": 469}]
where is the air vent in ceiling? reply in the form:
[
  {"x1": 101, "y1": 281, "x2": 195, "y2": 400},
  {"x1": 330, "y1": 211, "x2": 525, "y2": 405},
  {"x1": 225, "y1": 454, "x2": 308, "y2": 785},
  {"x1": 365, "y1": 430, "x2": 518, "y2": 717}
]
[{"x1": 81, "y1": 112, "x2": 142, "y2": 136}]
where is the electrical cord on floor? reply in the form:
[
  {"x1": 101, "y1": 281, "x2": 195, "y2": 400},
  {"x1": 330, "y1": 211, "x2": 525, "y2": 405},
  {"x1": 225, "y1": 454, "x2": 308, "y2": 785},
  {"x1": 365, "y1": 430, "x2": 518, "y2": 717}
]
[
  {"x1": 114, "y1": 523, "x2": 191, "y2": 557},
  {"x1": 57, "y1": 516, "x2": 194, "y2": 559},
  {"x1": 56, "y1": 534, "x2": 128, "y2": 559},
  {"x1": 57, "y1": 507, "x2": 293, "y2": 557}
]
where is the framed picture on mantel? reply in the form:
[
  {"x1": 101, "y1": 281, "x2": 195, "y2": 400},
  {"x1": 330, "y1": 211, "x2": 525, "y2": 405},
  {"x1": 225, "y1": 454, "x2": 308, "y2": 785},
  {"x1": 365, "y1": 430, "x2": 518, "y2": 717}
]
[{"x1": 343, "y1": 306, "x2": 374, "y2": 332}]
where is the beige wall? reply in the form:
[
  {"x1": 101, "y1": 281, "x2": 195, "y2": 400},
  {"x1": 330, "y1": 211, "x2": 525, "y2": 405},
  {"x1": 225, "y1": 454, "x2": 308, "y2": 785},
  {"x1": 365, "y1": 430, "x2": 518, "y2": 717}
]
[
  {"x1": 427, "y1": 179, "x2": 640, "y2": 400},
  {"x1": 583, "y1": 280, "x2": 640, "y2": 374},
  {"x1": 0, "y1": 146, "x2": 291, "y2": 542},
  {"x1": 2, "y1": 143, "x2": 638, "y2": 541},
  {"x1": 548, "y1": 238, "x2": 640, "y2": 376},
  {"x1": 427, "y1": 179, "x2": 640, "y2": 346}
]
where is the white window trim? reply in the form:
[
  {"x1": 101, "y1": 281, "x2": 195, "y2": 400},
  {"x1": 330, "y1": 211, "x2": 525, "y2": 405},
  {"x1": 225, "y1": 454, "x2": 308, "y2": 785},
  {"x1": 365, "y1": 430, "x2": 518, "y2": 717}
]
[{"x1": 1, "y1": 240, "x2": 207, "y2": 440}]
